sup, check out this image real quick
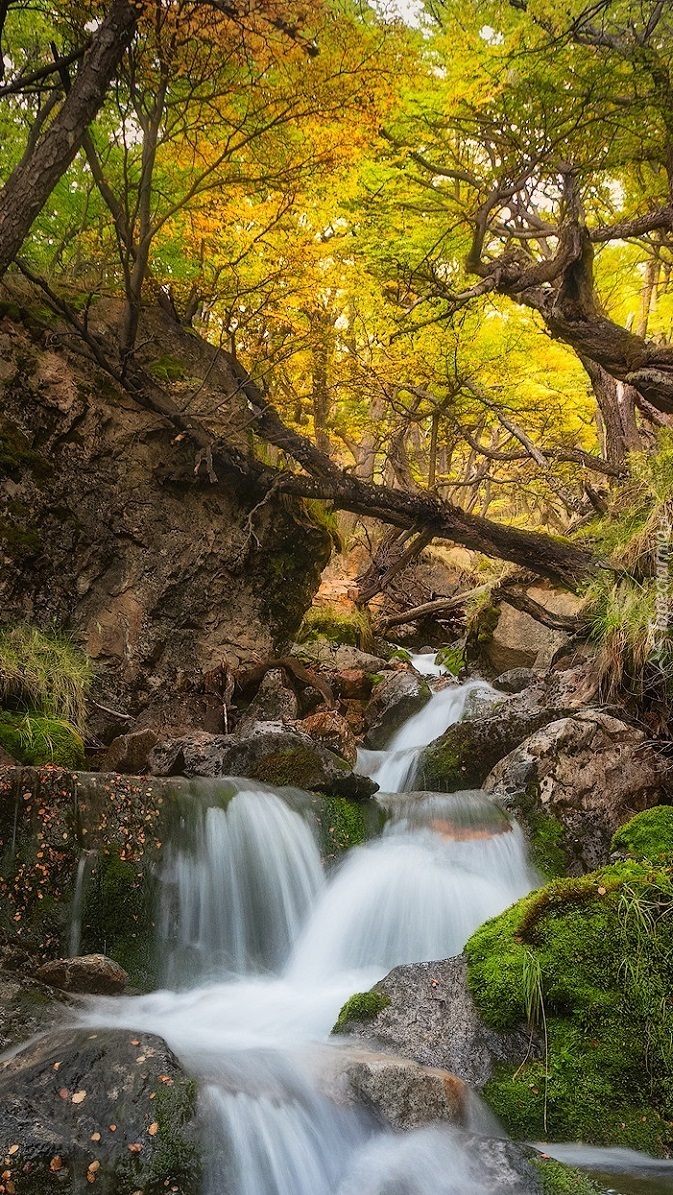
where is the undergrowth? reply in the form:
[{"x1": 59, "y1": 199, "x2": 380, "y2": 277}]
[{"x1": 0, "y1": 624, "x2": 92, "y2": 730}]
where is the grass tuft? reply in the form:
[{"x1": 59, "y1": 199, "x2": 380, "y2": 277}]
[{"x1": 0, "y1": 624, "x2": 92, "y2": 730}]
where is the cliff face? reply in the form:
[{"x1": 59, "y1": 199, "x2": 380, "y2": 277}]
[{"x1": 0, "y1": 300, "x2": 330, "y2": 723}]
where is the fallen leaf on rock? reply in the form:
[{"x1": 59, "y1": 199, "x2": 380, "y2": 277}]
[
  {"x1": 148, "y1": 1123, "x2": 158, "y2": 1136},
  {"x1": 87, "y1": 1162, "x2": 100, "y2": 1174},
  {"x1": 58, "y1": 1088, "x2": 69, "y2": 1099},
  {"x1": 72, "y1": 1090, "x2": 87, "y2": 1104},
  {"x1": 136, "y1": 1055, "x2": 146, "y2": 1064},
  {"x1": 109, "y1": 1125, "x2": 116, "y2": 1132},
  {"x1": 49, "y1": 1158, "x2": 62, "y2": 1173},
  {"x1": 7, "y1": 1149, "x2": 18, "y2": 1158},
  {"x1": 6, "y1": 1179, "x2": 15, "y2": 1193},
  {"x1": 128, "y1": 1144, "x2": 142, "y2": 1154},
  {"x1": 53, "y1": 1062, "x2": 61, "y2": 1071},
  {"x1": 131, "y1": 1039, "x2": 140, "y2": 1046},
  {"x1": 90, "y1": 1134, "x2": 100, "y2": 1143}
]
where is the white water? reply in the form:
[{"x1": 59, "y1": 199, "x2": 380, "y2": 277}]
[
  {"x1": 82, "y1": 679, "x2": 541, "y2": 1195},
  {"x1": 356, "y1": 677, "x2": 495, "y2": 792},
  {"x1": 408, "y1": 651, "x2": 446, "y2": 678}
]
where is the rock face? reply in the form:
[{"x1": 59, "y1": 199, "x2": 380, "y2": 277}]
[
  {"x1": 337, "y1": 957, "x2": 529, "y2": 1089},
  {"x1": 318, "y1": 1045, "x2": 468, "y2": 1130},
  {"x1": 485, "y1": 710, "x2": 672, "y2": 872},
  {"x1": 0, "y1": 1028, "x2": 201, "y2": 1194},
  {"x1": 34, "y1": 954, "x2": 128, "y2": 995},
  {"x1": 364, "y1": 671, "x2": 432, "y2": 749},
  {"x1": 149, "y1": 722, "x2": 376, "y2": 799},
  {"x1": 0, "y1": 303, "x2": 329, "y2": 722}
]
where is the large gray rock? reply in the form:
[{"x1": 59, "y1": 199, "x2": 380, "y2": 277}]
[
  {"x1": 485, "y1": 709, "x2": 672, "y2": 872},
  {"x1": 493, "y1": 668, "x2": 537, "y2": 695},
  {"x1": 294, "y1": 642, "x2": 388, "y2": 672},
  {"x1": 336, "y1": 957, "x2": 530, "y2": 1089},
  {"x1": 35, "y1": 954, "x2": 128, "y2": 995},
  {"x1": 417, "y1": 683, "x2": 558, "y2": 792},
  {"x1": 101, "y1": 729, "x2": 158, "y2": 775},
  {"x1": 486, "y1": 587, "x2": 583, "y2": 673},
  {"x1": 316, "y1": 1045, "x2": 468, "y2": 1130},
  {"x1": 149, "y1": 721, "x2": 377, "y2": 799},
  {"x1": 0, "y1": 1028, "x2": 201, "y2": 1194},
  {"x1": 364, "y1": 671, "x2": 432, "y2": 749}
]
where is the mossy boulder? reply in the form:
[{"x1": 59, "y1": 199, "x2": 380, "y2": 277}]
[
  {"x1": 465, "y1": 860, "x2": 673, "y2": 1154},
  {"x1": 364, "y1": 671, "x2": 432, "y2": 749},
  {"x1": 297, "y1": 605, "x2": 373, "y2": 650},
  {"x1": 0, "y1": 712, "x2": 85, "y2": 768},
  {"x1": 417, "y1": 687, "x2": 555, "y2": 792},
  {"x1": 435, "y1": 641, "x2": 466, "y2": 676},
  {"x1": 0, "y1": 1028, "x2": 201, "y2": 1195}
]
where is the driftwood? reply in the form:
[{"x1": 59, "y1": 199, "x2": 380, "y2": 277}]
[
  {"x1": 236, "y1": 657, "x2": 334, "y2": 707},
  {"x1": 378, "y1": 583, "x2": 585, "y2": 635}
]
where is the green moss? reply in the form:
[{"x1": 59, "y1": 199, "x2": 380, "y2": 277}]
[
  {"x1": 435, "y1": 641, "x2": 466, "y2": 676},
  {"x1": 466, "y1": 861, "x2": 673, "y2": 1153},
  {"x1": 114, "y1": 1077, "x2": 201, "y2": 1193},
  {"x1": 297, "y1": 605, "x2": 374, "y2": 650},
  {"x1": 611, "y1": 807, "x2": 673, "y2": 862},
  {"x1": 532, "y1": 1159, "x2": 607, "y2": 1195},
  {"x1": 252, "y1": 747, "x2": 329, "y2": 790},
  {"x1": 331, "y1": 989, "x2": 391, "y2": 1033},
  {"x1": 81, "y1": 846, "x2": 156, "y2": 990},
  {"x1": 519, "y1": 791, "x2": 570, "y2": 879},
  {"x1": 0, "y1": 299, "x2": 23, "y2": 321},
  {"x1": 148, "y1": 353, "x2": 186, "y2": 382},
  {"x1": 419, "y1": 723, "x2": 474, "y2": 791},
  {"x1": 0, "y1": 711, "x2": 85, "y2": 768},
  {"x1": 321, "y1": 797, "x2": 366, "y2": 855},
  {"x1": 0, "y1": 417, "x2": 52, "y2": 480}
]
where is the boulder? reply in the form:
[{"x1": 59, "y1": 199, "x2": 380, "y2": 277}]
[
  {"x1": 34, "y1": 954, "x2": 128, "y2": 995},
  {"x1": 0, "y1": 1028, "x2": 201, "y2": 1194},
  {"x1": 493, "y1": 668, "x2": 537, "y2": 695},
  {"x1": 417, "y1": 683, "x2": 560, "y2": 792},
  {"x1": 0, "y1": 970, "x2": 74, "y2": 1053},
  {"x1": 295, "y1": 710, "x2": 357, "y2": 767},
  {"x1": 485, "y1": 587, "x2": 583, "y2": 673},
  {"x1": 149, "y1": 722, "x2": 377, "y2": 799},
  {"x1": 317, "y1": 1045, "x2": 468, "y2": 1131},
  {"x1": 101, "y1": 729, "x2": 158, "y2": 775},
  {"x1": 364, "y1": 671, "x2": 432, "y2": 749},
  {"x1": 334, "y1": 956, "x2": 529, "y2": 1090},
  {"x1": 238, "y1": 668, "x2": 299, "y2": 728},
  {"x1": 485, "y1": 709, "x2": 672, "y2": 873}
]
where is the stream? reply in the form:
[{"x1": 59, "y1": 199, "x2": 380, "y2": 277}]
[{"x1": 81, "y1": 659, "x2": 673, "y2": 1194}]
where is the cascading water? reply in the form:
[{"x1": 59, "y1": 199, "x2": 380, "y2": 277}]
[
  {"x1": 83, "y1": 678, "x2": 543, "y2": 1195},
  {"x1": 159, "y1": 786, "x2": 324, "y2": 983},
  {"x1": 356, "y1": 678, "x2": 495, "y2": 792}
]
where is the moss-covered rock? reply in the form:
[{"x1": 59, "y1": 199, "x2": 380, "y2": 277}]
[
  {"x1": 331, "y1": 989, "x2": 391, "y2": 1033},
  {"x1": 465, "y1": 861, "x2": 673, "y2": 1154},
  {"x1": 0, "y1": 712, "x2": 85, "y2": 768},
  {"x1": 611, "y1": 806, "x2": 673, "y2": 862},
  {"x1": 435, "y1": 641, "x2": 466, "y2": 676},
  {"x1": 532, "y1": 1159, "x2": 606, "y2": 1195},
  {"x1": 297, "y1": 605, "x2": 373, "y2": 650}
]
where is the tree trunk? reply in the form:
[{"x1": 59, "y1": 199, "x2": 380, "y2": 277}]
[
  {"x1": 581, "y1": 356, "x2": 641, "y2": 466},
  {"x1": 0, "y1": 0, "x2": 137, "y2": 280}
]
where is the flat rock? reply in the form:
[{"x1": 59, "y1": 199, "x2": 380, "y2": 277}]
[
  {"x1": 293, "y1": 642, "x2": 388, "y2": 672},
  {"x1": 34, "y1": 954, "x2": 128, "y2": 995},
  {"x1": 0, "y1": 970, "x2": 74, "y2": 1052},
  {"x1": 316, "y1": 1044, "x2": 468, "y2": 1131},
  {"x1": 336, "y1": 956, "x2": 530, "y2": 1089},
  {"x1": 0, "y1": 1028, "x2": 201, "y2": 1194}
]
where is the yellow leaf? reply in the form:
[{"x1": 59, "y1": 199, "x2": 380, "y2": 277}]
[
  {"x1": 148, "y1": 1123, "x2": 159, "y2": 1136},
  {"x1": 72, "y1": 1090, "x2": 87, "y2": 1104},
  {"x1": 50, "y1": 1157, "x2": 62, "y2": 1172}
]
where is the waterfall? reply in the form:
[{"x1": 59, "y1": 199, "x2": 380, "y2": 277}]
[
  {"x1": 68, "y1": 848, "x2": 97, "y2": 957},
  {"x1": 83, "y1": 679, "x2": 542, "y2": 1195},
  {"x1": 356, "y1": 678, "x2": 494, "y2": 793},
  {"x1": 159, "y1": 784, "x2": 324, "y2": 983}
]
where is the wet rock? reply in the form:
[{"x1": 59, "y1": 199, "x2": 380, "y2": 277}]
[
  {"x1": 238, "y1": 668, "x2": 299, "y2": 728},
  {"x1": 34, "y1": 954, "x2": 128, "y2": 995},
  {"x1": 336, "y1": 956, "x2": 530, "y2": 1089},
  {"x1": 459, "y1": 1135, "x2": 544, "y2": 1193},
  {"x1": 149, "y1": 723, "x2": 377, "y2": 799},
  {"x1": 101, "y1": 729, "x2": 158, "y2": 775},
  {"x1": 493, "y1": 668, "x2": 537, "y2": 694},
  {"x1": 417, "y1": 683, "x2": 559, "y2": 792},
  {"x1": 0, "y1": 1027, "x2": 201, "y2": 1194},
  {"x1": 0, "y1": 970, "x2": 74, "y2": 1052},
  {"x1": 295, "y1": 711, "x2": 357, "y2": 767},
  {"x1": 0, "y1": 743, "x2": 18, "y2": 766},
  {"x1": 364, "y1": 672, "x2": 432, "y2": 749},
  {"x1": 484, "y1": 709, "x2": 672, "y2": 873},
  {"x1": 317, "y1": 1045, "x2": 468, "y2": 1130},
  {"x1": 335, "y1": 668, "x2": 374, "y2": 701}
]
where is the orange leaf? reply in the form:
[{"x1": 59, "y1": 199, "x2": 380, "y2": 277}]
[
  {"x1": 148, "y1": 1123, "x2": 159, "y2": 1136},
  {"x1": 50, "y1": 1157, "x2": 62, "y2": 1172},
  {"x1": 72, "y1": 1090, "x2": 87, "y2": 1104},
  {"x1": 90, "y1": 1133, "x2": 101, "y2": 1143},
  {"x1": 128, "y1": 1144, "x2": 142, "y2": 1154}
]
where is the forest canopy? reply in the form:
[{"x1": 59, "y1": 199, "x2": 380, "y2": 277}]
[{"x1": 1, "y1": 0, "x2": 673, "y2": 599}]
